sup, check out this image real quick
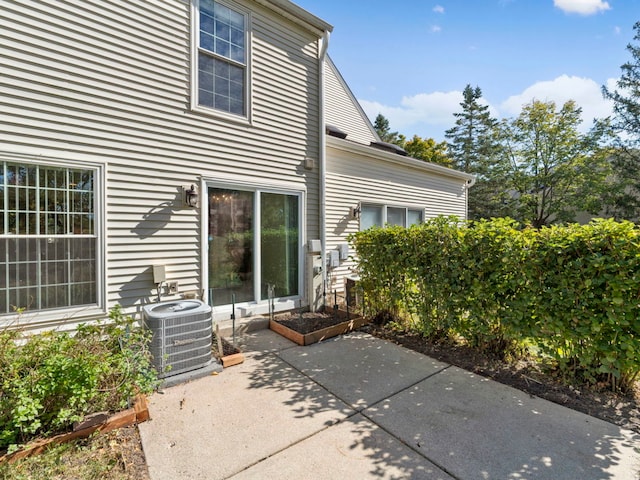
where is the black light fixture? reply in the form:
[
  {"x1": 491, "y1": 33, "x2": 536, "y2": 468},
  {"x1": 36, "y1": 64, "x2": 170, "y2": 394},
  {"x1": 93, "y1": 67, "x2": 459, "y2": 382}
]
[
  {"x1": 184, "y1": 184, "x2": 199, "y2": 207},
  {"x1": 350, "y1": 205, "x2": 361, "y2": 219}
]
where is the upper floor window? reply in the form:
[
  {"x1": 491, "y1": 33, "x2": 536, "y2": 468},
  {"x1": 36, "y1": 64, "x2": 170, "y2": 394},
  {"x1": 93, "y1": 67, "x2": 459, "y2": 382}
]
[
  {"x1": 196, "y1": 0, "x2": 247, "y2": 117},
  {"x1": 1, "y1": 160, "x2": 101, "y2": 315}
]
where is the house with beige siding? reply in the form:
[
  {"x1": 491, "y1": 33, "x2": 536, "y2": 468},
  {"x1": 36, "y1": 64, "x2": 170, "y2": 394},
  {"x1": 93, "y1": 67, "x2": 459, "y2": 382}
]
[
  {"x1": 0, "y1": 0, "x2": 472, "y2": 331},
  {"x1": 322, "y1": 58, "x2": 475, "y2": 296}
]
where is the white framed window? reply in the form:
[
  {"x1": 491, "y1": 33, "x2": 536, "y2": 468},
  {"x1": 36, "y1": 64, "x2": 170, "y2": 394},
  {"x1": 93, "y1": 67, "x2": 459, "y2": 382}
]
[
  {"x1": 360, "y1": 204, "x2": 424, "y2": 230},
  {"x1": 193, "y1": 0, "x2": 249, "y2": 118},
  {"x1": 0, "y1": 159, "x2": 103, "y2": 316}
]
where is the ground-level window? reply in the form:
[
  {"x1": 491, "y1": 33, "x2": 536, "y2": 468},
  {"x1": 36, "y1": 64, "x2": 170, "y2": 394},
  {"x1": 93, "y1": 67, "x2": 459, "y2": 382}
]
[
  {"x1": 207, "y1": 186, "x2": 300, "y2": 307},
  {"x1": 0, "y1": 161, "x2": 99, "y2": 315},
  {"x1": 360, "y1": 204, "x2": 424, "y2": 230}
]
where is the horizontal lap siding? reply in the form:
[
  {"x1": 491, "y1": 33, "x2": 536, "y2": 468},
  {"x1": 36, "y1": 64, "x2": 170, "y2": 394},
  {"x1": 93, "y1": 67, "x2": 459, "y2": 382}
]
[
  {"x1": 324, "y1": 59, "x2": 377, "y2": 145},
  {"x1": 325, "y1": 147, "x2": 468, "y2": 293},
  {"x1": 1, "y1": 0, "x2": 321, "y2": 323}
]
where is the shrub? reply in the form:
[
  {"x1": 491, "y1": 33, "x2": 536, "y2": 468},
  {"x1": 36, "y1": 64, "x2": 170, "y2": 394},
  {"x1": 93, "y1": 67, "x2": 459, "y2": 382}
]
[
  {"x1": 351, "y1": 217, "x2": 640, "y2": 391},
  {"x1": 0, "y1": 306, "x2": 158, "y2": 452}
]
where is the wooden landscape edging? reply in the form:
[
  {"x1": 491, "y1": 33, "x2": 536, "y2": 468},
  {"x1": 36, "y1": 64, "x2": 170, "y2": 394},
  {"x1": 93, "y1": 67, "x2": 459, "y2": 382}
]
[
  {"x1": 220, "y1": 351, "x2": 245, "y2": 368},
  {"x1": 270, "y1": 312, "x2": 370, "y2": 346},
  {"x1": 214, "y1": 326, "x2": 245, "y2": 368},
  {"x1": 0, "y1": 394, "x2": 149, "y2": 464}
]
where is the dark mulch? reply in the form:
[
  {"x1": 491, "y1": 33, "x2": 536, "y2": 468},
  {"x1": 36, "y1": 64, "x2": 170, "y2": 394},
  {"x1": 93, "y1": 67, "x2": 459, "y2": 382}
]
[
  {"x1": 212, "y1": 334, "x2": 242, "y2": 357},
  {"x1": 272, "y1": 310, "x2": 354, "y2": 335},
  {"x1": 362, "y1": 323, "x2": 640, "y2": 435}
]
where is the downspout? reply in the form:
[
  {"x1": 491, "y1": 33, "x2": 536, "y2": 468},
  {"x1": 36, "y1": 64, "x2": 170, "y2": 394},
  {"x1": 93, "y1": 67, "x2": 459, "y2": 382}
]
[
  {"x1": 319, "y1": 30, "x2": 330, "y2": 308},
  {"x1": 465, "y1": 175, "x2": 477, "y2": 220}
]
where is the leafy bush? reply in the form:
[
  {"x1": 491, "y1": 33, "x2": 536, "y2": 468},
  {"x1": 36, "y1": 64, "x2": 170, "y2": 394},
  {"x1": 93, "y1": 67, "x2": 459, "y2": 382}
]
[
  {"x1": 0, "y1": 306, "x2": 158, "y2": 452},
  {"x1": 351, "y1": 217, "x2": 640, "y2": 391}
]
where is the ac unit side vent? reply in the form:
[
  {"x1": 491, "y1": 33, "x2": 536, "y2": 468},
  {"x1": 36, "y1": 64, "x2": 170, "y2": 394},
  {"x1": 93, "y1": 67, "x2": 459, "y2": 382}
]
[{"x1": 143, "y1": 300, "x2": 213, "y2": 379}]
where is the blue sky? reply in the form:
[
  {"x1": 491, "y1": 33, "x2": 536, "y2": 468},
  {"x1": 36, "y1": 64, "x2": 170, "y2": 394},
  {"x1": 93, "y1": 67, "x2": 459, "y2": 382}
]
[{"x1": 294, "y1": 0, "x2": 638, "y2": 141}]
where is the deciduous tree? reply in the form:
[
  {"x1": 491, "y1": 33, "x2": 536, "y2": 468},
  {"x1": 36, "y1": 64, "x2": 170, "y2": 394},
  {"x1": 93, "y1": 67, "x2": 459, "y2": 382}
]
[
  {"x1": 500, "y1": 100, "x2": 613, "y2": 227},
  {"x1": 403, "y1": 135, "x2": 453, "y2": 167}
]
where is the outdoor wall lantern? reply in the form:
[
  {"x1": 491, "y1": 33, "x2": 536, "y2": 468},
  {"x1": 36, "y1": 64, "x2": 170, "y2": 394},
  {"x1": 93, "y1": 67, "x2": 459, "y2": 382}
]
[
  {"x1": 350, "y1": 204, "x2": 361, "y2": 220},
  {"x1": 184, "y1": 184, "x2": 199, "y2": 207}
]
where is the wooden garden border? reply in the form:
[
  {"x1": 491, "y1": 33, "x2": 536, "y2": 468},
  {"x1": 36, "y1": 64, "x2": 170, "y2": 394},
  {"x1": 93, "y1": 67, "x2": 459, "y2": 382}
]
[{"x1": 0, "y1": 394, "x2": 149, "y2": 464}]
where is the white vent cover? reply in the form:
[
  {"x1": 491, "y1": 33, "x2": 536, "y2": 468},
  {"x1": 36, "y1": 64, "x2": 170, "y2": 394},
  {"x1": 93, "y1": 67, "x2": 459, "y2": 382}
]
[{"x1": 143, "y1": 300, "x2": 213, "y2": 379}]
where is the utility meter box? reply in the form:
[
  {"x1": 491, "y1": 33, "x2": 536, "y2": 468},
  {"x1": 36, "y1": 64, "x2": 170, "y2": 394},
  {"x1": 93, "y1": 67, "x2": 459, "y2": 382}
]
[
  {"x1": 338, "y1": 243, "x2": 349, "y2": 260},
  {"x1": 329, "y1": 250, "x2": 340, "y2": 268},
  {"x1": 308, "y1": 239, "x2": 322, "y2": 253}
]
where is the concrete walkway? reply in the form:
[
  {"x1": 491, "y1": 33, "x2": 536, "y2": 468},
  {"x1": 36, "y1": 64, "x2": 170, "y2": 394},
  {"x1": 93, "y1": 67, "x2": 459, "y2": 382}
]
[{"x1": 139, "y1": 330, "x2": 640, "y2": 480}]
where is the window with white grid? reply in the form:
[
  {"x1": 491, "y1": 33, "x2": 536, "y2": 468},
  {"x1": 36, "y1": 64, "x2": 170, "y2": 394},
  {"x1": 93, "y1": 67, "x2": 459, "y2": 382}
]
[
  {"x1": 196, "y1": 0, "x2": 247, "y2": 116},
  {"x1": 0, "y1": 162, "x2": 99, "y2": 314}
]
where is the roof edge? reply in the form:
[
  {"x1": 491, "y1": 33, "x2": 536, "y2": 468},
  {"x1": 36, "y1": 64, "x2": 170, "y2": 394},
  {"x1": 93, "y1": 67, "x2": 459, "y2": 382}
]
[
  {"x1": 256, "y1": 0, "x2": 333, "y2": 35},
  {"x1": 327, "y1": 136, "x2": 476, "y2": 183},
  {"x1": 326, "y1": 56, "x2": 380, "y2": 142}
]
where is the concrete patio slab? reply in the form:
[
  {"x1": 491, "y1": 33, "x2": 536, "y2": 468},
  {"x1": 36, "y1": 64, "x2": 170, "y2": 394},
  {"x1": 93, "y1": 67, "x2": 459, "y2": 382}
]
[
  {"x1": 229, "y1": 413, "x2": 455, "y2": 480},
  {"x1": 239, "y1": 327, "x2": 299, "y2": 358},
  {"x1": 139, "y1": 348, "x2": 353, "y2": 480},
  {"x1": 278, "y1": 331, "x2": 449, "y2": 410},
  {"x1": 364, "y1": 366, "x2": 640, "y2": 480}
]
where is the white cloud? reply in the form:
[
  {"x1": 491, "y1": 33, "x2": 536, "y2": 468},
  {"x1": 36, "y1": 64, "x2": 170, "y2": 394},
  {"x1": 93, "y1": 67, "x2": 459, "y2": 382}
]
[
  {"x1": 614, "y1": 25, "x2": 621, "y2": 35},
  {"x1": 433, "y1": 5, "x2": 445, "y2": 13},
  {"x1": 357, "y1": 76, "x2": 614, "y2": 140},
  {"x1": 430, "y1": 24, "x2": 442, "y2": 33},
  {"x1": 499, "y1": 75, "x2": 614, "y2": 128},
  {"x1": 553, "y1": 0, "x2": 610, "y2": 15},
  {"x1": 359, "y1": 90, "x2": 499, "y2": 138}
]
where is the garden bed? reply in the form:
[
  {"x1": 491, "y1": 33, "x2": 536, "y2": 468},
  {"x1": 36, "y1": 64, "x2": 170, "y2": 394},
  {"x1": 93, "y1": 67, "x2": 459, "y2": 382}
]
[
  {"x1": 0, "y1": 394, "x2": 150, "y2": 464},
  {"x1": 269, "y1": 308, "x2": 368, "y2": 346},
  {"x1": 212, "y1": 333, "x2": 244, "y2": 368}
]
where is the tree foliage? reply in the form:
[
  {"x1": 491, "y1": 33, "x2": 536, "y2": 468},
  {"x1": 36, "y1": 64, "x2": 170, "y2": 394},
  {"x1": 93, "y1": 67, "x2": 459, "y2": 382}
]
[
  {"x1": 445, "y1": 85, "x2": 499, "y2": 173},
  {"x1": 499, "y1": 100, "x2": 613, "y2": 227},
  {"x1": 445, "y1": 85, "x2": 505, "y2": 220},
  {"x1": 373, "y1": 113, "x2": 403, "y2": 145},
  {"x1": 373, "y1": 114, "x2": 453, "y2": 167},
  {"x1": 602, "y1": 21, "x2": 640, "y2": 221},
  {"x1": 403, "y1": 135, "x2": 453, "y2": 167}
]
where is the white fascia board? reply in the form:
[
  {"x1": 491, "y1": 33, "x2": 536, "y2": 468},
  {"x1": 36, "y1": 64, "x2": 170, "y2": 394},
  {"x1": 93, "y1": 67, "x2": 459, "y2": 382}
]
[
  {"x1": 256, "y1": 0, "x2": 333, "y2": 36},
  {"x1": 327, "y1": 136, "x2": 476, "y2": 185}
]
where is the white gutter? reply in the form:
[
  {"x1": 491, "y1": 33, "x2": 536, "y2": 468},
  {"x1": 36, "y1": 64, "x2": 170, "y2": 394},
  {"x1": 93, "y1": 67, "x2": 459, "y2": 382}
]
[
  {"x1": 327, "y1": 136, "x2": 476, "y2": 183},
  {"x1": 319, "y1": 30, "x2": 330, "y2": 308}
]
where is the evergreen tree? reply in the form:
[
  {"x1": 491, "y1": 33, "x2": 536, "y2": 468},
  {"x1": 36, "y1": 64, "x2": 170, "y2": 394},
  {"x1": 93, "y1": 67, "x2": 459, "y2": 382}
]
[
  {"x1": 445, "y1": 85, "x2": 505, "y2": 220},
  {"x1": 373, "y1": 113, "x2": 402, "y2": 145},
  {"x1": 602, "y1": 21, "x2": 640, "y2": 221}
]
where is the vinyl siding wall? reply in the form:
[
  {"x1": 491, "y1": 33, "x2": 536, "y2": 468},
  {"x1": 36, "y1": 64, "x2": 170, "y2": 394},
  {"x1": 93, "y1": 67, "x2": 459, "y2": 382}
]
[
  {"x1": 0, "y1": 0, "x2": 323, "y2": 327},
  {"x1": 325, "y1": 139, "x2": 469, "y2": 294},
  {"x1": 324, "y1": 58, "x2": 377, "y2": 145}
]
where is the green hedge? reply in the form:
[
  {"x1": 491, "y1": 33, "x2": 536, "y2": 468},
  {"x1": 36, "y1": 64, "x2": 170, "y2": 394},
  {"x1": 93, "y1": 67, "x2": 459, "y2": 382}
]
[{"x1": 351, "y1": 217, "x2": 640, "y2": 391}]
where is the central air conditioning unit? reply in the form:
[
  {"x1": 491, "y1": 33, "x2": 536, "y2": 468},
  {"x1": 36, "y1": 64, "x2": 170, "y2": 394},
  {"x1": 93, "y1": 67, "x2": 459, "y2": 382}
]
[{"x1": 143, "y1": 299, "x2": 213, "y2": 379}]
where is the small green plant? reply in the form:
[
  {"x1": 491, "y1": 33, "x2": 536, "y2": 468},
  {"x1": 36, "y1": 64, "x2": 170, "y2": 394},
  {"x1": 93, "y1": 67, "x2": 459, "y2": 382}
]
[{"x1": 0, "y1": 305, "x2": 158, "y2": 453}]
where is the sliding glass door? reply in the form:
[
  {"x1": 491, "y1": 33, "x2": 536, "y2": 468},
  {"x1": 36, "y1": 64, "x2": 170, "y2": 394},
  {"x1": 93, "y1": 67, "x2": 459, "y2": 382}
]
[
  {"x1": 260, "y1": 192, "x2": 298, "y2": 300},
  {"x1": 208, "y1": 186, "x2": 300, "y2": 307},
  {"x1": 208, "y1": 188, "x2": 254, "y2": 306}
]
